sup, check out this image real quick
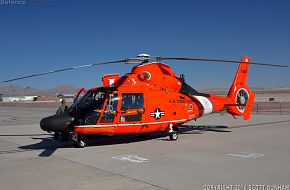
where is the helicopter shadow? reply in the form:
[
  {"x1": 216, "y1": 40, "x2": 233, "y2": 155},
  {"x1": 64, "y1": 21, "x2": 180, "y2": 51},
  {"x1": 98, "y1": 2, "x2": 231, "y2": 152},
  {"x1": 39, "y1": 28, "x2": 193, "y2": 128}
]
[
  {"x1": 18, "y1": 136, "x2": 72, "y2": 157},
  {"x1": 85, "y1": 124, "x2": 231, "y2": 145},
  {"x1": 156, "y1": 124, "x2": 231, "y2": 141},
  {"x1": 178, "y1": 124, "x2": 231, "y2": 134},
  {"x1": 18, "y1": 133, "x2": 168, "y2": 157},
  {"x1": 18, "y1": 125, "x2": 230, "y2": 157}
]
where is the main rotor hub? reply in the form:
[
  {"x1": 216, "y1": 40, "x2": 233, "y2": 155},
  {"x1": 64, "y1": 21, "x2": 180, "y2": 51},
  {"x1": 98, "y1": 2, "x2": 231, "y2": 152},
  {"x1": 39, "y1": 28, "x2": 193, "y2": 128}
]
[
  {"x1": 126, "y1": 53, "x2": 152, "y2": 65},
  {"x1": 137, "y1": 54, "x2": 150, "y2": 59}
]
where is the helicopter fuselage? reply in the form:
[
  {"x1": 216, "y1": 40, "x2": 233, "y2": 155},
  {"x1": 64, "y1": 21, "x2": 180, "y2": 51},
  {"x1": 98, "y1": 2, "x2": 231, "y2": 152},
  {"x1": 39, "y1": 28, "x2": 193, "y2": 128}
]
[{"x1": 72, "y1": 62, "x2": 229, "y2": 136}]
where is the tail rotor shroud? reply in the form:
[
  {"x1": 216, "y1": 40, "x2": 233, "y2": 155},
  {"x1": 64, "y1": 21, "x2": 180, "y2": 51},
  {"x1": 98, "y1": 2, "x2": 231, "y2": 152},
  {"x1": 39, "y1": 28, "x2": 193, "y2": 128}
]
[{"x1": 236, "y1": 88, "x2": 249, "y2": 112}]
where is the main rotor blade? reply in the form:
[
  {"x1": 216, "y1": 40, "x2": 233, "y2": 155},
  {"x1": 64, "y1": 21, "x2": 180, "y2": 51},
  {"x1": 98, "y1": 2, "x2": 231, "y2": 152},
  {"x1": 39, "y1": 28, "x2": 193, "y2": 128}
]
[
  {"x1": 157, "y1": 57, "x2": 288, "y2": 68},
  {"x1": 2, "y1": 59, "x2": 127, "y2": 83}
]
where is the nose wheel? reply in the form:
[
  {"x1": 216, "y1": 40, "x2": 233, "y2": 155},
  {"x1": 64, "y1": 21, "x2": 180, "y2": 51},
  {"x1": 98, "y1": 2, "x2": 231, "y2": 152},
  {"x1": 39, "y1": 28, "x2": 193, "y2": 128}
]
[{"x1": 72, "y1": 133, "x2": 86, "y2": 148}]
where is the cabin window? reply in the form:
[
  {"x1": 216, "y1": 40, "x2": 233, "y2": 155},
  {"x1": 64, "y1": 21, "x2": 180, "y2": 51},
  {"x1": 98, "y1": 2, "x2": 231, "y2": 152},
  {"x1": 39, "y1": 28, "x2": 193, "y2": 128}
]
[
  {"x1": 120, "y1": 93, "x2": 144, "y2": 122},
  {"x1": 121, "y1": 93, "x2": 144, "y2": 110}
]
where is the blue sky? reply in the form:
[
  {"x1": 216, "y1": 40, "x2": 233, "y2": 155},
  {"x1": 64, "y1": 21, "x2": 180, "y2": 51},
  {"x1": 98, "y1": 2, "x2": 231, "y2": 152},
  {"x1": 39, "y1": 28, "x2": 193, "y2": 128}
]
[{"x1": 0, "y1": 0, "x2": 289, "y2": 90}]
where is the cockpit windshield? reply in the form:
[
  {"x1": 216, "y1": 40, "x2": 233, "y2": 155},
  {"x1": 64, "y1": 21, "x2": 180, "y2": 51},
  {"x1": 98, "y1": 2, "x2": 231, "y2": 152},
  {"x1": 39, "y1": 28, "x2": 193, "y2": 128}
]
[
  {"x1": 81, "y1": 90, "x2": 106, "y2": 110},
  {"x1": 70, "y1": 87, "x2": 116, "y2": 113}
]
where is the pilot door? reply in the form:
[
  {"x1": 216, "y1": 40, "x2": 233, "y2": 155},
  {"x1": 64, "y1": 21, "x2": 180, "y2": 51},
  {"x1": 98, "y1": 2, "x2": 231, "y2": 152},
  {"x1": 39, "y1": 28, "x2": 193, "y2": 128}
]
[{"x1": 99, "y1": 93, "x2": 119, "y2": 123}]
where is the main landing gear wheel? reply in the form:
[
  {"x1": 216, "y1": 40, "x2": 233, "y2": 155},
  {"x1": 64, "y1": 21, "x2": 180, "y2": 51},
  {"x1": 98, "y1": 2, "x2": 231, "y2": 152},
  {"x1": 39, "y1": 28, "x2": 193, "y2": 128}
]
[
  {"x1": 169, "y1": 131, "x2": 178, "y2": 141},
  {"x1": 168, "y1": 124, "x2": 178, "y2": 141}
]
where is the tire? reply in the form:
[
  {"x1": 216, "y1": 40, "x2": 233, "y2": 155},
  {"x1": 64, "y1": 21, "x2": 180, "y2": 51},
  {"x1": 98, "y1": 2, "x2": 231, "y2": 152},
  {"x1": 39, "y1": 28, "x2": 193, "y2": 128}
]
[
  {"x1": 169, "y1": 132, "x2": 178, "y2": 141},
  {"x1": 74, "y1": 140, "x2": 86, "y2": 148}
]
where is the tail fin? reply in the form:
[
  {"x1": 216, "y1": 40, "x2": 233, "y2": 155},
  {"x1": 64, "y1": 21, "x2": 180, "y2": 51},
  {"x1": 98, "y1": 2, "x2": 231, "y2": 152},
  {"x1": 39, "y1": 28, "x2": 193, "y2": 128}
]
[{"x1": 226, "y1": 56, "x2": 256, "y2": 120}]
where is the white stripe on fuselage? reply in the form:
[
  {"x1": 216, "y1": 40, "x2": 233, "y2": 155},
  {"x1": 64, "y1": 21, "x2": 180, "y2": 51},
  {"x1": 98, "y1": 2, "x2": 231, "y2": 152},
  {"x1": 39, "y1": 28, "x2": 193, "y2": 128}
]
[
  {"x1": 193, "y1": 96, "x2": 213, "y2": 115},
  {"x1": 75, "y1": 119, "x2": 188, "y2": 128}
]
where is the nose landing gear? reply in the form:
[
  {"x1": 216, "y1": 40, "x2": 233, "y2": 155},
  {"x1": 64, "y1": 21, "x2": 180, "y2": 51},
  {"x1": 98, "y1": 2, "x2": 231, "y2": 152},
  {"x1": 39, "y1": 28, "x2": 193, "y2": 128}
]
[{"x1": 72, "y1": 133, "x2": 86, "y2": 148}]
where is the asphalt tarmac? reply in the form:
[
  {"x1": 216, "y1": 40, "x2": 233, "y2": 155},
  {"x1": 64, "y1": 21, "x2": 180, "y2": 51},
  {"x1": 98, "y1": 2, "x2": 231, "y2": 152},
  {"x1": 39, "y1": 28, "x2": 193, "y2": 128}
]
[{"x1": 0, "y1": 107, "x2": 289, "y2": 190}]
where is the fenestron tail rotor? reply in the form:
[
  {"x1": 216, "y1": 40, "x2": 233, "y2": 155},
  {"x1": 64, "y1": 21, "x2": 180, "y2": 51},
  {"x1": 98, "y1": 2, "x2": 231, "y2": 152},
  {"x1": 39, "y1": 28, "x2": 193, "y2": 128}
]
[{"x1": 1, "y1": 54, "x2": 287, "y2": 83}]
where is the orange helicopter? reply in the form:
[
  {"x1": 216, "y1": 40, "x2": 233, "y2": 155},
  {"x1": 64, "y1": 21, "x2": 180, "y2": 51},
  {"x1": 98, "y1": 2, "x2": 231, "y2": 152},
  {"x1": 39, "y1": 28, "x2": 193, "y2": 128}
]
[{"x1": 2, "y1": 54, "x2": 287, "y2": 147}]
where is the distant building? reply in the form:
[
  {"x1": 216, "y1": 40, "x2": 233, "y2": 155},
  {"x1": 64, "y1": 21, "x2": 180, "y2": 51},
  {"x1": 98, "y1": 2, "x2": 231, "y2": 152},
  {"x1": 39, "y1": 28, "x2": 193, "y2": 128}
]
[
  {"x1": 0, "y1": 94, "x2": 37, "y2": 102},
  {"x1": 56, "y1": 93, "x2": 75, "y2": 99}
]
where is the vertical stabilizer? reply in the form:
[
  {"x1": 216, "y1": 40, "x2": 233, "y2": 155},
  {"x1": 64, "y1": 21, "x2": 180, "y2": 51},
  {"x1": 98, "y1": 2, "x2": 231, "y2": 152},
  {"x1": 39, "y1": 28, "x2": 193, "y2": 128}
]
[{"x1": 227, "y1": 56, "x2": 255, "y2": 120}]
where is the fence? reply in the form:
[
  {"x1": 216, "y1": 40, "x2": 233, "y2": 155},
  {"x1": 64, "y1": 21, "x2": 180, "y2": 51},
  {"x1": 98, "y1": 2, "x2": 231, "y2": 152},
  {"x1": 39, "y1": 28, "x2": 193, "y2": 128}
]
[{"x1": 253, "y1": 102, "x2": 290, "y2": 115}]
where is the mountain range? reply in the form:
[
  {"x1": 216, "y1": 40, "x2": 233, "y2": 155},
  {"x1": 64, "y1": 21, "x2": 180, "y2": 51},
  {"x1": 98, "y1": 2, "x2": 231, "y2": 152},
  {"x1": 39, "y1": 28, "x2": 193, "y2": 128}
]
[{"x1": 0, "y1": 84, "x2": 80, "y2": 96}]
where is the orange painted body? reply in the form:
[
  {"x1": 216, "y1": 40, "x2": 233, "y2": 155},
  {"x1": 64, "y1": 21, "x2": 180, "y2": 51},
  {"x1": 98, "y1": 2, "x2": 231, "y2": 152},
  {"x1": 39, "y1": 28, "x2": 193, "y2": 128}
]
[{"x1": 74, "y1": 56, "x2": 255, "y2": 136}]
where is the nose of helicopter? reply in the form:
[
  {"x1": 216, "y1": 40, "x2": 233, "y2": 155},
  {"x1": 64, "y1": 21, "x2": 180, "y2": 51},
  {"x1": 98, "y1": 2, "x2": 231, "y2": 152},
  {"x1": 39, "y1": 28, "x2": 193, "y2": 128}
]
[{"x1": 40, "y1": 113, "x2": 74, "y2": 132}]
